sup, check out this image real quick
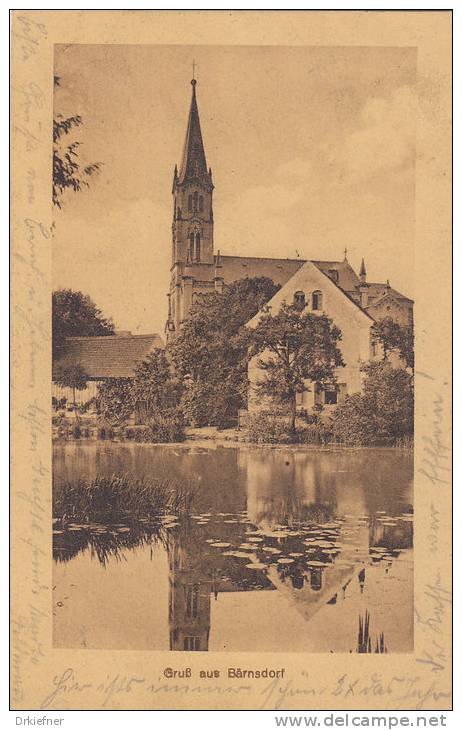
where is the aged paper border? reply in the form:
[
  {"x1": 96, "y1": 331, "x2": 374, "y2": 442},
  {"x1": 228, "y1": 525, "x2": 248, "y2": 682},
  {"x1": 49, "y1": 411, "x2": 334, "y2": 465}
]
[{"x1": 11, "y1": 10, "x2": 452, "y2": 711}]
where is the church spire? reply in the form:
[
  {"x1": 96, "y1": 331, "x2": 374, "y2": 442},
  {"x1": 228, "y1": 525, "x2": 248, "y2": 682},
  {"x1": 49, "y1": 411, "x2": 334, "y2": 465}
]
[{"x1": 178, "y1": 78, "x2": 208, "y2": 184}]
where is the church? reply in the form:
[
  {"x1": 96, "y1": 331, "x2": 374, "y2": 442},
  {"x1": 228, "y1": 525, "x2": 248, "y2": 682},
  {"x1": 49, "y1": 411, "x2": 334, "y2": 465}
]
[
  {"x1": 165, "y1": 77, "x2": 413, "y2": 339},
  {"x1": 53, "y1": 76, "x2": 413, "y2": 416},
  {"x1": 165, "y1": 77, "x2": 413, "y2": 407}
]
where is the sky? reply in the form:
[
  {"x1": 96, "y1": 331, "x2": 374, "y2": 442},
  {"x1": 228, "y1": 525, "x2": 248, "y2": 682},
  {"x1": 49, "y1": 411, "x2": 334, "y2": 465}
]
[{"x1": 53, "y1": 44, "x2": 417, "y2": 336}]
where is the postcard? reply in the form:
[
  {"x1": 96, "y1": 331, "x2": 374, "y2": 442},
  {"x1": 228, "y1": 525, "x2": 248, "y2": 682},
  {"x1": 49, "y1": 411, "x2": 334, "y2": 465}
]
[{"x1": 11, "y1": 9, "x2": 452, "y2": 711}]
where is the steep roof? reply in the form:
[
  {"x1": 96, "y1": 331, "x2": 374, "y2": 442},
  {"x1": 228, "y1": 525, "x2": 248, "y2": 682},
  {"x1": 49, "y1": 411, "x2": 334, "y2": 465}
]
[
  {"x1": 216, "y1": 254, "x2": 305, "y2": 287},
  {"x1": 311, "y1": 259, "x2": 361, "y2": 293},
  {"x1": 178, "y1": 79, "x2": 208, "y2": 184},
  {"x1": 366, "y1": 282, "x2": 414, "y2": 304},
  {"x1": 53, "y1": 334, "x2": 164, "y2": 380},
  {"x1": 216, "y1": 254, "x2": 365, "y2": 296},
  {"x1": 246, "y1": 260, "x2": 374, "y2": 328}
]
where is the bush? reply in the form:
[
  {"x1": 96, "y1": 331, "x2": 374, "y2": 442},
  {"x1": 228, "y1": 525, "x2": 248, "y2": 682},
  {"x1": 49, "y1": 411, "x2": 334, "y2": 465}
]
[
  {"x1": 297, "y1": 422, "x2": 332, "y2": 445},
  {"x1": 96, "y1": 378, "x2": 133, "y2": 426},
  {"x1": 245, "y1": 411, "x2": 296, "y2": 444},
  {"x1": 146, "y1": 408, "x2": 185, "y2": 443},
  {"x1": 330, "y1": 393, "x2": 378, "y2": 446},
  {"x1": 52, "y1": 396, "x2": 67, "y2": 411},
  {"x1": 331, "y1": 361, "x2": 414, "y2": 446},
  {"x1": 180, "y1": 381, "x2": 211, "y2": 427},
  {"x1": 180, "y1": 381, "x2": 239, "y2": 429}
]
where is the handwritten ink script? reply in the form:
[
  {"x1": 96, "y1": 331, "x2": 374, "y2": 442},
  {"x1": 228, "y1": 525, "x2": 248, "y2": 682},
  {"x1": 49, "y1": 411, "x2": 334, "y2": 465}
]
[
  {"x1": 11, "y1": 12, "x2": 50, "y2": 708},
  {"x1": 39, "y1": 668, "x2": 451, "y2": 711},
  {"x1": 414, "y1": 371, "x2": 452, "y2": 706}
]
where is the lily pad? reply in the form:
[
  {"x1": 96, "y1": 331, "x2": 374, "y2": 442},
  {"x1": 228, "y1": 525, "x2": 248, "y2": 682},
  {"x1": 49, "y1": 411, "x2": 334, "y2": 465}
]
[{"x1": 245, "y1": 563, "x2": 267, "y2": 570}]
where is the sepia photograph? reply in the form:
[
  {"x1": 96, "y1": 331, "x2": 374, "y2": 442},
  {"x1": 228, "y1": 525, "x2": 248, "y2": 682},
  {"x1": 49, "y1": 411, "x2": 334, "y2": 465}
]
[
  {"x1": 51, "y1": 44, "x2": 415, "y2": 654},
  {"x1": 11, "y1": 8, "x2": 452, "y2": 713}
]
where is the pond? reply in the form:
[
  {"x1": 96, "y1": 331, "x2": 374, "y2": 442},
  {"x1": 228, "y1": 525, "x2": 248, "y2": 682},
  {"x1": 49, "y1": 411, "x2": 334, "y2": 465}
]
[{"x1": 53, "y1": 441, "x2": 413, "y2": 653}]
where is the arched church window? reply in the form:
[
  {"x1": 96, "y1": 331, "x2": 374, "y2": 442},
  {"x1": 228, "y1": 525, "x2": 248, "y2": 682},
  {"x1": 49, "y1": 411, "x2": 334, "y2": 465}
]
[
  {"x1": 188, "y1": 194, "x2": 192, "y2": 212},
  {"x1": 189, "y1": 233, "x2": 194, "y2": 261},
  {"x1": 312, "y1": 290, "x2": 322, "y2": 311},
  {"x1": 293, "y1": 291, "x2": 306, "y2": 310},
  {"x1": 195, "y1": 232, "x2": 201, "y2": 262},
  {"x1": 193, "y1": 191, "x2": 198, "y2": 211},
  {"x1": 199, "y1": 195, "x2": 204, "y2": 212}
]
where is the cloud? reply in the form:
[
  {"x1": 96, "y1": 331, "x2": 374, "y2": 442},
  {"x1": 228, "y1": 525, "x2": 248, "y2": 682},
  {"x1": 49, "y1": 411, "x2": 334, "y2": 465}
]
[{"x1": 331, "y1": 85, "x2": 416, "y2": 183}]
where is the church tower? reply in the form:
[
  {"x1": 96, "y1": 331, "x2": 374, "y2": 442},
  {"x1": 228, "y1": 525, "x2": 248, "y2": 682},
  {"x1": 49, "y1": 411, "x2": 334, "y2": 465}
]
[{"x1": 166, "y1": 77, "x2": 221, "y2": 341}]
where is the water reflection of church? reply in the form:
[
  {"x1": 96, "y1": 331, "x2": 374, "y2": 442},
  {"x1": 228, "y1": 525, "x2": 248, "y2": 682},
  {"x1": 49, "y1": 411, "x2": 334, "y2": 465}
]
[
  {"x1": 166, "y1": 447, "x2": 413, "y2": 652},
  {"x1": 168, "y1": 529, "x2": 212, "y2": 651}
]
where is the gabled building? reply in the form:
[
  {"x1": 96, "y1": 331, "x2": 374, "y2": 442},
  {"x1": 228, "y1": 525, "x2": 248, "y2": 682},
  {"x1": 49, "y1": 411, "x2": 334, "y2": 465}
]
[{"x1": 246, "y1": 261, "x2": 377, "y2": 410}]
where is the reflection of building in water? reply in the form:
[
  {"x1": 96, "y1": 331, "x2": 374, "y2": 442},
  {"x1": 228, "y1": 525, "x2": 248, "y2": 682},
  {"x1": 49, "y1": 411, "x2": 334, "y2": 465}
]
[
  {"x1": 167, "y1": 524, "x2": 274, "y2": 652},
  {"x1": 242, "y1": 449, "x2": 375, "y2": 528},
  {"x1": 244, "y1": 450, "x2": 338, "y2": 528},
  {"x1": 370, "y1": 518, "x2": 413, "y2": 551},
  {"x1": 168, "y1": 530, "x2": 212, "y2": 651}
]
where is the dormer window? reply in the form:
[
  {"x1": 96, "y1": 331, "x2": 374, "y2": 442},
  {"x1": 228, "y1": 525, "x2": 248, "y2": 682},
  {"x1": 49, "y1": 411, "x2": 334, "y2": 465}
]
[
  {"x1": 312, "y1": 290, "x2": 322, "y2": 311},
  {"x1": 294, "y1": 291, "x2": 306, "y2": 310},
  {"x1": 328, "y1": 269, "x2": 339, "y2": 283}
]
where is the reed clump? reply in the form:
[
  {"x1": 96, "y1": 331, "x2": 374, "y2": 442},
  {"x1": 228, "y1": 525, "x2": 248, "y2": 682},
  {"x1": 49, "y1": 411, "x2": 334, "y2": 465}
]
[{"x1": 53, "y1": 474, "x2": 196, "y2": 523}]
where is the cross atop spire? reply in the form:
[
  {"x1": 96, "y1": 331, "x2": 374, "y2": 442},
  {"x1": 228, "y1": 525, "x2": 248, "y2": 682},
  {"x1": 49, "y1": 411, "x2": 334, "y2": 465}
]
[{"x1": 178, "y1": 76, "x2": 208, "y2": 185}]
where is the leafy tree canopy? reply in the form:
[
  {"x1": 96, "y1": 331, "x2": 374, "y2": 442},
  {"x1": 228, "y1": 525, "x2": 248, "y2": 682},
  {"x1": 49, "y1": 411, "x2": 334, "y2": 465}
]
[
  {"x1": 52, "y1": 289, "x2": 114, "y2": 358},
  {"x1": 96, "y1": 349, "x2": 182, "y2": 427},
  {"x1": 131, "y1": 349, "x2": 182, "y2": 413},
  {"x1": 53, "y1": 75, "x2": 101, "y2": 208},
  {"x1": 54, "y1": 363, "x2": 89, "y2": 417},
  {"x1": 54, "y1": 363, "x2": 89, "y2": 393},
  {"x1": 250, "y1": 302, "x2": 345, "y2": 432},
  {"x1": 169, "y1": 277, "x2": 280, "y2": 425},
  {"x1": 371, "y1": 316, "x2": 414, "y2": 369},
  {"x1": 96, "y1": 378, "x2": 133, "y2": 426},
  {"x1": 331, "y1": 360, "x2": 414, "y2": 445}
]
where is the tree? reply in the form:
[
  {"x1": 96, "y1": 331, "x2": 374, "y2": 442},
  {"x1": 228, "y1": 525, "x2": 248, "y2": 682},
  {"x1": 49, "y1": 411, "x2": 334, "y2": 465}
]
[
  {"x1": 331, "y1": 360, "x2": 414, "y2": 445},
  {"x1": 52, "y1": 289, "x2": 114, "y2": 358},
  {"x1": 131, "y1": 349, "x2": 182, "y2": 416},
  {"x1": 53, "y1": 76, "x2": 101, "y2": 208},
  {"x1": 96, "y1": 378, "x2": 133, "y2": 426},
  {"x1": 371, "y1": 317, "x2": 414, "y2": 369},
  {"x1": 54, "y1": 363, "x2": 89, "y2": 416},
  {"x1": 250, "y1": 302, "x2": 345, "y2": 433},
  {"x1": 169, "y1": 277, "x2": 280, "y2": 426}
]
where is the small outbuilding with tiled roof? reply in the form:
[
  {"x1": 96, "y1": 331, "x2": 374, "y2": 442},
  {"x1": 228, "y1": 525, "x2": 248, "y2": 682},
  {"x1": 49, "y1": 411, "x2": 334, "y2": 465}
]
[{"x1": 52, "y1": 332, "x2": 164, "y2": 407}]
